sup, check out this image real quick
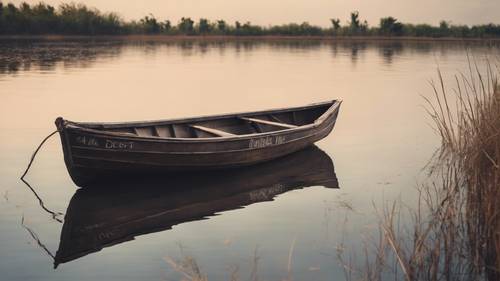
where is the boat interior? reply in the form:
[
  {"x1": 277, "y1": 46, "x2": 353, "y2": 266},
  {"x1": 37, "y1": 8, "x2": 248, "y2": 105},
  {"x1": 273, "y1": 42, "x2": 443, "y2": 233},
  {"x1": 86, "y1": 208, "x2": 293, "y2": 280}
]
[{"x1": 84, "y1": 102, "x2": 333, "y2": 138}]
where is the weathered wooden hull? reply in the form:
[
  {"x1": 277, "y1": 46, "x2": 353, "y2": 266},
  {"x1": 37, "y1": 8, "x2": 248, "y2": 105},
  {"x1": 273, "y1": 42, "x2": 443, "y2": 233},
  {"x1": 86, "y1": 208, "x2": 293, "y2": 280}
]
[
  {"x1": 55, "y1": 100, "x2": 341, "y2": 186},
  {"x1": 54, "y1": 146, "x2": 338, "y2": 267}
]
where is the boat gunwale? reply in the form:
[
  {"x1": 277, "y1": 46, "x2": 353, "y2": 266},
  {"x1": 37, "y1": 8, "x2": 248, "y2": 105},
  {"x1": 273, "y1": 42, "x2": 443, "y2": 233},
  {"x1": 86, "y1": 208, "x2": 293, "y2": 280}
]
[
  {"x1": 69, "y1": 119, "x2": 337, "y2": 157},
  {"x1": 60, "y1": 100, "x2": 341, "y2": 143}
]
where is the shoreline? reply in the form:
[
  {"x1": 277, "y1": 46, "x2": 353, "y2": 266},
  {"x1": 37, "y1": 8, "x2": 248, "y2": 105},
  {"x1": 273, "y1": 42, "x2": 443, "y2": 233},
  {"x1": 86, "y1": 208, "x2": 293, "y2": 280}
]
[{"x1": 1, "y1": 34, "x2": 500, "y2": 42}]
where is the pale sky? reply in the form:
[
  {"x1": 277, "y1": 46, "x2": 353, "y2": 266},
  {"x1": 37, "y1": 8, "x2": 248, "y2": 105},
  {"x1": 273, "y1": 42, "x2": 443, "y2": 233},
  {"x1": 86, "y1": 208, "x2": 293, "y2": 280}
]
[{"x1": 10, "y1": 0, "x2": 500, "y2": 27}]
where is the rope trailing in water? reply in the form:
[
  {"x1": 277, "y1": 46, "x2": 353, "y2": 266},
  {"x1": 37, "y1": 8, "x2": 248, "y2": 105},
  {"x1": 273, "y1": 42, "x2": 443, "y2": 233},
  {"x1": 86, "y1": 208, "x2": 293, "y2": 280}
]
[
  {"x1": 20, "y1": 129, "x2": 64, "y2": 222},
  {"x1": 21, "y1": 215, "x2": 56, "y2": 260},
  {"x1": 21, "y1": 179, "x2": 64, "y2": 223}
]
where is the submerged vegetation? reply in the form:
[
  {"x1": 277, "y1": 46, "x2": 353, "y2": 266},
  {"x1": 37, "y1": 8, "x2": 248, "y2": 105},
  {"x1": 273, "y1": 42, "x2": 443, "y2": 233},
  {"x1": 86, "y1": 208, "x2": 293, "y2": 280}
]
[{"x1": 1, "y1": 2, "x2": 500, "y2": 38}]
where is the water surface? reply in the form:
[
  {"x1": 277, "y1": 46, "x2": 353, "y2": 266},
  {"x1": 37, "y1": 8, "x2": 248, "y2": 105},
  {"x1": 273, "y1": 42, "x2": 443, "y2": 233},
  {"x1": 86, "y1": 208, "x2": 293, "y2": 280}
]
[{"x1": 0, "y1": 38, "x2": 498, "y2": 280}]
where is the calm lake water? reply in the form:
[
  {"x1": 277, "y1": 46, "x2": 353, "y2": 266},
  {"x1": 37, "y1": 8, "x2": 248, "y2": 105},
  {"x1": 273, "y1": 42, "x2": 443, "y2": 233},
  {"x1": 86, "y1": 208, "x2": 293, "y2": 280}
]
[{"x1": 0, "y1": 38, "x2": 498, "y2": 281}]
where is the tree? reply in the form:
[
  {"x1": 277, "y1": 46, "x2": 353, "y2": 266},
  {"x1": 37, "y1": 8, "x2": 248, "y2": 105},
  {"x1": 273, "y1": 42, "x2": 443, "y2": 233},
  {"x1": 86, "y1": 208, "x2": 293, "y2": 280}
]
[
  {"x1": 330, "y1": 18, "x2": 341, "y2": 30},
  {"x1": 299, "y1": 22, "x2": 322, "y2": 35},
  {"x1": 20, "y1": 2, "x2": 30, "y2": 13},
  {"x1": 217, "y1": 20, "x2": 226, "y2": 33},
  {"x1": 349, "y1": 11, "x2": 360, "y2": 30},
  {"x1": 347, "y1": 11, "x2": 368, "y2": 34},
  {"x1": 439, "y1": 20, "x2": 449, "y2": 30},
  {"x1": 379, "y1": 17, "x2": 403, "y2": 35},
  {"x1": 140, "y1": 14, "x2": 160, "y2": 33},
  {"x1": 240, "y1": 21, "x2": 261, "y2": 35},
  {"x1": 178, "y1": 17, "x2": 194, "y2": 34},
  {"x1": 438, "y1": 20, "x2": 450, "y2": 37},
  {"x1": 30, "y1": 3, "x2": 58, "y2": 33},
  {"x1": 162, "y1": 20, "x2": 171, "y2": 32},
  {"x1": 4, "y1": 3, "x2": 20, "y2": 33},
  {"x1": 0, "y1": 2, "x2": 3, "y2": 33},
  {"x1": 198, "y1": 18, "x2": 211, "y2": 34}
]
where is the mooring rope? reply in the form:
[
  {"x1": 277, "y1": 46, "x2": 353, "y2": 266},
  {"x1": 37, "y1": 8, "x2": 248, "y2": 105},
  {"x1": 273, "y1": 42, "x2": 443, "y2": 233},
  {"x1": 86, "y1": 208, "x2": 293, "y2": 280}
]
[
  {"x1": 20, "y1": 129, "x2": 64, "y2": 223},
  {"x1": 20, "y1": 130, "x2": 59, "y2": 180}
]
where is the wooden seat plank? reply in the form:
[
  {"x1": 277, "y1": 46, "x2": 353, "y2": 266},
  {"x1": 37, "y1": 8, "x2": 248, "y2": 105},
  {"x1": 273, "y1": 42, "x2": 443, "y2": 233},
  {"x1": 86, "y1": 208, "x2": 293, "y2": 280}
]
[
  {"x1": 154, "y1": 126, "x2": 172, "y2": 137},
  {"x1": 134, "y1": 127, "x2": 153, "y2": 136},
  {"x1": 190, "y1": 125, "x2": 235, "y2": 137},
  {"x1": 239, "y1": 117, "x2": 297, "y2": 129},
  {"x1": 153, "y1": 126, "x2": 161, "y2": 137},
  {"x1": 168, "y1": 125, "x2": 176, "y2": 138}
]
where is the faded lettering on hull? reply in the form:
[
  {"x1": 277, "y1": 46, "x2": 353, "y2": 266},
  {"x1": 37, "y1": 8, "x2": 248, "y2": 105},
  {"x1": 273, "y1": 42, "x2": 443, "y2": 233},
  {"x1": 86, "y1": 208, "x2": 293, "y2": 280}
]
[
  {"x1": 105, "y1": 140, "x2": 134, "y2": 150},
  {"x1": 75, "y1": 136, "x2": 99, "y2": 147},
  {"x1": 249, "y1": 135, "x2": 286, "y2": 148},
  {"x1": 75, "y1": 135, "x2": 134, "y2": 150}
]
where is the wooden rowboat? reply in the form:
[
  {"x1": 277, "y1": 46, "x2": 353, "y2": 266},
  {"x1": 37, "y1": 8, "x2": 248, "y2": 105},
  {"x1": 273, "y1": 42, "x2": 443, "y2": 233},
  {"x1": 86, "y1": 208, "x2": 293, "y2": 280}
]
[
  {"x1": 54, "y1": 146, "x2": 338, "y2": 267},
  {"x1": 55, "y1": 100, "x2": 342, "y2": 186}
]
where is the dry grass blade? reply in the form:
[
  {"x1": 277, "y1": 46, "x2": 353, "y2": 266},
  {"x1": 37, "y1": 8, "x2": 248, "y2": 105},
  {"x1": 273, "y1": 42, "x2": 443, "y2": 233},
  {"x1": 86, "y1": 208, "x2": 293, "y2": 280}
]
[
  {"x1": 284, "y1": 237, "x2": 297, "y2": 281},
  {"x1": 164, "y1": 256, "x2": 208, "y2": 281}
]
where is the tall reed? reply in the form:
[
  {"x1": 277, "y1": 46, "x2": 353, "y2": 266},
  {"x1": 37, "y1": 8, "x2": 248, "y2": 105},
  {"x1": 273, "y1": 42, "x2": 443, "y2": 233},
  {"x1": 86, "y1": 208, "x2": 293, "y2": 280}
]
[{"x1": 423, "y1": 56, "x2": 499, "y2": 280}]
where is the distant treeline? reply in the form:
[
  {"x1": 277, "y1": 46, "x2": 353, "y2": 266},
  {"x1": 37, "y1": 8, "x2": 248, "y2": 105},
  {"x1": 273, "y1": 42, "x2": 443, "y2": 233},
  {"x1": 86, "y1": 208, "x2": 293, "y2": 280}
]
[{"x1": 1, "y1": 2, "x2": 500, "y2": 38}]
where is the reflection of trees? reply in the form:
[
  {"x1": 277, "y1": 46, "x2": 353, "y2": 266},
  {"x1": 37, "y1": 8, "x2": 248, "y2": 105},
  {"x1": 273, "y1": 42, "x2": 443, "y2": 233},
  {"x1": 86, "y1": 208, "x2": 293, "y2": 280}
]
[
  {"x1": 1, "y1": 39, "x2": 498, "y2": 75},
  {"x1": 327, "y1": 40, "x2": 499, "y2": 65},
  {"x1": 345, "y1": 41, "x2": 367, "y2": 63},
  {"x1": 377, "y1": 42, "x2": 404, "y2": 64},
  {"x1": 0, "y1": 39, "x2": 124, "y2": 74}
]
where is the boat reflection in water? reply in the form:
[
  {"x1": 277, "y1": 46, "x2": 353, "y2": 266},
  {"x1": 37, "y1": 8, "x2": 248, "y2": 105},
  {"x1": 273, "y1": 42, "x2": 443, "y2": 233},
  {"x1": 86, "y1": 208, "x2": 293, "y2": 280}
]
[{"x1": 54, "y1": 146, "x2": 338, "y2": 268}]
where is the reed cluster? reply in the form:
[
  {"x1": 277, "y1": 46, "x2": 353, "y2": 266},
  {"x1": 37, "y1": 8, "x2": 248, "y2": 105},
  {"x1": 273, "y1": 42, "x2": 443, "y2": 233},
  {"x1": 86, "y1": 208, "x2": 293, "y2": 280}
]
[
  {"x1": 342, "y1": 59, "x2": 500, "y2": 281},
  {"x1": 434, "y1": 59, "x2": 500, "y2": 280}
]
